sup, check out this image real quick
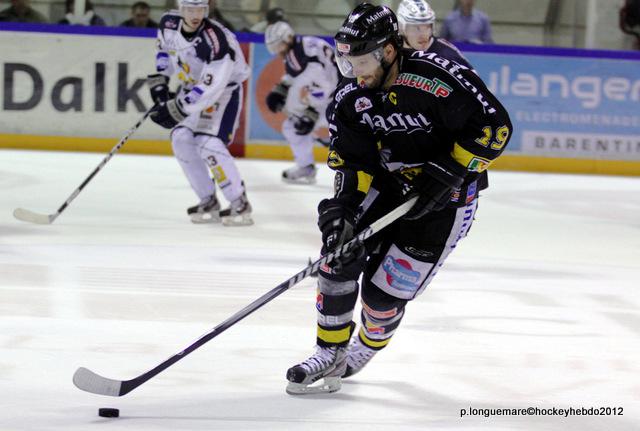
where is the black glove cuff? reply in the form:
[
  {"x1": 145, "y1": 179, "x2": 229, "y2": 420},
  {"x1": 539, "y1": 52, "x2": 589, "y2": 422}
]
[
  {"x1": 317, "y1": 199, "x2": 356, "y2": 231},
  {"x1": 147, "y1": 74, "x2": 169, "y2": 88},
  {"x1": 167, "y1": 99, "x2": 187, "y2": 123}
]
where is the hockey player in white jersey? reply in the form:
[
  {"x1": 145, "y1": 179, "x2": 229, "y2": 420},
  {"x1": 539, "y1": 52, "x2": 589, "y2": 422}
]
[
  {"x1": 147, "y1": 0, "x2": 253, "y2": 226},
  {"x1": 264, "y1": 21, "x2": 339, "y2": 184},
  {"x1": 397, "y1": 0, "x2": 472, "y2": 67},
  {"x1": 397, "y1": 0, "x2": 436, "y2": 50}
]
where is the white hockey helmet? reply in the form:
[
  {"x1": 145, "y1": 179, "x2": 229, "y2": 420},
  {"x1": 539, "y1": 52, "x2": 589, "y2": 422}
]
[
  {"x1": 178, "y1": 0, "x2": 209, "y2": 17},
  {"x1": 397, "y1": 0, "x2": 436, "y2": 34},
  {"x1": 265, "y1": 21, "x2": 295, "y2": 54}
]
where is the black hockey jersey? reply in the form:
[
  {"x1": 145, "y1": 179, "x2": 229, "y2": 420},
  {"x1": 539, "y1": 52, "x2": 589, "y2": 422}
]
[
  {"x1": 327, "y1": 48, "x2": 512, "y2": 211},
  {"x1": 425, "y1": 37, "x2": 473, "y2": 70}
]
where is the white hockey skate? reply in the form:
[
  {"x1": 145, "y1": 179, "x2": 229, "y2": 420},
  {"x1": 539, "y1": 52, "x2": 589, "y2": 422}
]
[
  {"x1": 342, "y1": 335, "x2": 378, "y2": 378},
  {"x1": 187, "y1": 195, "x2": 221, "y2": 224},
  {"x1": 220, "y1": 192, "x2": 253, "y2": 226},
  {"x1": 286, "y1": 345, "x2": 347, "y2": 395},
  {"x1": 282, "y1": 164, "x2": 317, "y2": 185}
]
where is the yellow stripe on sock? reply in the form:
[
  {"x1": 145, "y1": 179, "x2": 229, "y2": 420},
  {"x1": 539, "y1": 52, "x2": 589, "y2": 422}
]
[
  {"x1": 359, "y1": 328, "x2": 392, "y2": 348},
  {"x1": 317, "y1": 325, "x2": 352, "y2": 344}
]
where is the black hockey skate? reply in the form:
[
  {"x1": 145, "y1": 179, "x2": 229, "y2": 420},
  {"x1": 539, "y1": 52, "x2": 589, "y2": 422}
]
[
  {"x1": 286, "y1": 345, "x2": 347, "y2": 395},
  {"x1": 187, "y1": 195, "x2": 221, "y2": 224},
  {"x1": 220, "y1": 191, "x2": 253, "y2": 226}
]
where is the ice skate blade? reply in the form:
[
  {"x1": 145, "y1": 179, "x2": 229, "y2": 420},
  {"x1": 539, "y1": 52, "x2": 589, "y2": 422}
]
[
  {"x1": 221, "y1": 214, "x2": 254, "y2": 227},
  {"x1": 189, "y1": 212, "x2": 221, "y2": 224},
  {"x1": 282, "y1": 176, "x2": 317, "y2": 185},
  {"x1": 286, "y1": 377, "x2": 342, "y2": 395}
]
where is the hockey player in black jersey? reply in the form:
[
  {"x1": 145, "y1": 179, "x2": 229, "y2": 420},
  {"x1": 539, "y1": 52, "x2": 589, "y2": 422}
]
[{"x1": 286, "y1": 3, "x2": 512, "y2": 395}]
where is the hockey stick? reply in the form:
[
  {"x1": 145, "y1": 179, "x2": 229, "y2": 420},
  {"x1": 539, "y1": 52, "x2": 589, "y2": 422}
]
[
  {"x1": 72, "y1": 196, "x2": 418, "y2": 397},
  {"x1": 13, "y1": 107, "x2": 155, "y2": 225}
]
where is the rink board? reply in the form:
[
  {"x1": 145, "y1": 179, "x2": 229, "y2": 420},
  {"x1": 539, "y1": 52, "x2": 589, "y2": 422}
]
[{"x1": 1, "y1": 23, "x2": 639, "y2": 176}]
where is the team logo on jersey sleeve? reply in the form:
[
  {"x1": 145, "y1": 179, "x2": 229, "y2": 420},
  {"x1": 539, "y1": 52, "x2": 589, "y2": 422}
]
[
  {"x1": 327, "y1": 150, "x2": 345, "y2": 168},
  {"x1": 468, "y1": 157, "x2": 491, "y2": 172},
  {"x1": 354, "y1": 96, "x2": 373, "y2": 112},
  {"x1": 395, "y1": 73, "x2": 453, "y2": 98}
]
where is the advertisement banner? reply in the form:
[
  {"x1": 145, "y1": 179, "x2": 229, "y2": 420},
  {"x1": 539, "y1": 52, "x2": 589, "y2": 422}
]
[
  {"x1": 0, "y1": 25, "x2": 249, "y2": 156},
  {"x1": 1, "y1": 24, "x2": 639, "y2": 174},
  {"x1": 1, "y1": 30, "x2": 159, "y2": 139},
  {"x1": 466, "y1": 51, "x2": 640, "y2": 161},
  {"x1": 247, "y1": 42, "x2": 330, "y2": 160}
]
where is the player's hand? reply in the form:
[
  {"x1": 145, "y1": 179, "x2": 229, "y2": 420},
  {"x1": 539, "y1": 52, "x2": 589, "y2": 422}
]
[
  {"x1": 317, "y1": 199, "x2": 363, "y2": 277},
  {"x1": 266, "y1": 82, "x2": 289, "y2": 113},
  {"x1": 294, "y1": 107, "x2": 319, "y2": 135},
  {"x1": 147, "y1": 74, "x2": 170, "y2": 104},
  {"x1": 149, "y1": 99, "x2": 186, "y2": 129},
  {"x1": 404, "y1": 161, "x2": 466, "y2": 220}
]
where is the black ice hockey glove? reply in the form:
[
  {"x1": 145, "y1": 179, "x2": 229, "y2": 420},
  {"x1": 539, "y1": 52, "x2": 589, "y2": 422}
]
[
  {"x1": 294, "y1": 107, "x2": 319, "y2": 135},
  {"x1": 147, "y1": 74, "x2": 170, "y2": 104},
  {"x1": 149, "y1": 99, "x2": 187, "y2": 129},
  {"x1": 404, "y1": 160, "x2": 466, "y2": 220},
  {"x1": 318, "y1": 199, "x2": 364, "y2": 277},
  {"x1": 265, "y1": 82, "x2": 289, "y2": 113}
]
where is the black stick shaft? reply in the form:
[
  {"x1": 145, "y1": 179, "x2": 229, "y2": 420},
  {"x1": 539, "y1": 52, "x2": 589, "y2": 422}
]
[{"x1": 115, "y1": 196, "x2": 417, "y2": 395}]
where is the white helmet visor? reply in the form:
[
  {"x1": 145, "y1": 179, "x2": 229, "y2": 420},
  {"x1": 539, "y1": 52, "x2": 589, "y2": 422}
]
[{"x1": 335, "y1": 46, "x2": 384, "y2": 79}]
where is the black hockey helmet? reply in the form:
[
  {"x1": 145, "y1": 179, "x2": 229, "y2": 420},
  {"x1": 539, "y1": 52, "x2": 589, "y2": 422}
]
[
  {"x1": 334, "y1": 3, "x2": 401, "y2": 57},
  {"x1": 334, "y1": 3, "x2": 402, "y2": 79}
]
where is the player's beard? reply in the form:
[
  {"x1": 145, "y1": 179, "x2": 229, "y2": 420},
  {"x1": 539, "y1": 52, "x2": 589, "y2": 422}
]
[{"x1": 357, "y1": 66, "x2": 385, "y2": 88}]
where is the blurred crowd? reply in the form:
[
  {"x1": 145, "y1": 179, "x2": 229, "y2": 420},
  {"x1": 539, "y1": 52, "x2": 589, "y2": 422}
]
[
  {"x1": 1, "y1": 0, "x2": 639, "y2": 49},
  {"x1": 0, "y1": 0, "x2": 492, "y2": 39}
]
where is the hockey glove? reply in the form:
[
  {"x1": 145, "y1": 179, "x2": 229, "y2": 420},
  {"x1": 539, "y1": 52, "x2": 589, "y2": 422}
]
[
  {"x1": 265, "y1": 82, "x2": 290, "y2": 113},
  {"x1": 404, "y1": 160, "x2": 466, "y2": 220},
  {"x1": 318, "y1": 199, "x2": 364, "y2": 277},
  {"x1": 294, "y1": 107, "x2": 319, "y2": 135},
  {"x1": 149, "y1": 99, "x2": 187, "y2": 129},
  {"x1": 147, "y1": 74, "x2": 170, "y2": 104}
]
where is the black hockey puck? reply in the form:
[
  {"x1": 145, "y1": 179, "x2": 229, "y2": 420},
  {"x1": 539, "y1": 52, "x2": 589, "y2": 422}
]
[{"x1": 98, "y1": 408, "x2": 119, "y2": 418}]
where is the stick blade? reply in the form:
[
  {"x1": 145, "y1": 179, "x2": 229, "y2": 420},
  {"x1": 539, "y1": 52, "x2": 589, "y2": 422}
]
[
  {"x1": 73, "y1": 367, "x2": 123, "y2": 397},
  {"x1": 13, "y1": 208, "x2": 53, "y2": 225}
]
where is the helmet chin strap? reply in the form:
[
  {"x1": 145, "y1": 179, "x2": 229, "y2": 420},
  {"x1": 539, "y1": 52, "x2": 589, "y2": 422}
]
[{"x1": 378, "y1": 47, "x2": 399, "y2": 89}]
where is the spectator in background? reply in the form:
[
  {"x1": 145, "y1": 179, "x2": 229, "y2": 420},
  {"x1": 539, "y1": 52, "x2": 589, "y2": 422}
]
[
  {"x1": 58, "y1": 0, "x2": 106, "y2": 26},
  {"x1": 0, "y1": 0, "x2": 48, "y2": 22},
  {"x1": 620, "y1": 0, "x2": 640, "y2": 49},
  {"x1": 440, "y1": 0, "x2": 493, "y2": 44},
  {"x1": 208, "y1": 0, "x2": 234, "y2": 30},
  {"x1": 120, "y1": 1, "x2": 157, "y2": 28},
  {"x1": 249, "y1": 7, "x2": 286, "y2": 33}
]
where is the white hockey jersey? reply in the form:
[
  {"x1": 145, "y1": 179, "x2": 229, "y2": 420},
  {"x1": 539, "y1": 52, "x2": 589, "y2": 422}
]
[
  {"x1": 155, "y1": 12, "x2": 250, "y2": 118},
  {"x1": 279, "y1": 35, "x2": 339, "y2": 119}
]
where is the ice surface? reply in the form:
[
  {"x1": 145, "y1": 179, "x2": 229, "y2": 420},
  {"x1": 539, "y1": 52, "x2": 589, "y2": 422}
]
[{"x1": 1, "y1": 150, "x2": 639, "y2": 430}]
